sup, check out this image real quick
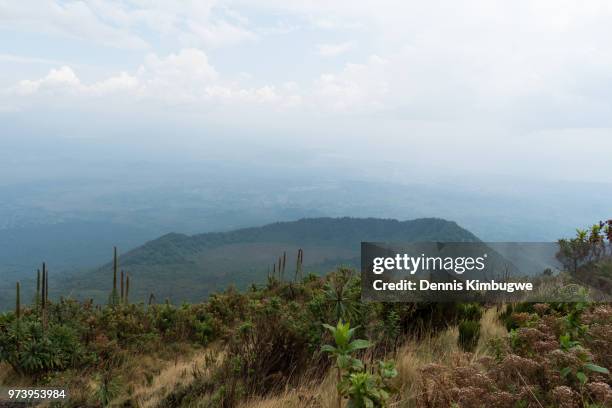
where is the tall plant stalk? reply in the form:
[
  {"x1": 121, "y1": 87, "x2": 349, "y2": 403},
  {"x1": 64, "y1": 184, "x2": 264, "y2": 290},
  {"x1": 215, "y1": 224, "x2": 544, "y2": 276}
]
[
  {"x1": 125, "y1": 273, "x2": 130, "y2": 305},
  {"x1": 110, "y1": 247, "x2": 120, "y2": 305},
  {"x1": 120, "y1": 270, "x2": 124, "y2": 303},
  {"x1": 15, "y1": 281, "x2": 21, "y2": 318},
  {"x1": 36, "y1": 268, "x2": 41, "y2": 311},
  {"x1": 42, "y1": 262, "x2": 48, "y2": 331}
]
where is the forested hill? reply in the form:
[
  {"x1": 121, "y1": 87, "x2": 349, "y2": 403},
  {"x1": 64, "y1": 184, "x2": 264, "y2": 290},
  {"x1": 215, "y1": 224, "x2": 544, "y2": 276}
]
[{"x1": 62, "y1": 217, "x2": 479, "y2": 305}]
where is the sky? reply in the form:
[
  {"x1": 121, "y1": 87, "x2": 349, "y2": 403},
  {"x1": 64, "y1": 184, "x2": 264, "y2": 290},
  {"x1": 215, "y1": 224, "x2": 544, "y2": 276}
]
[{"x1": 1, "y1": 0, "x2": 612, "y2": 184}]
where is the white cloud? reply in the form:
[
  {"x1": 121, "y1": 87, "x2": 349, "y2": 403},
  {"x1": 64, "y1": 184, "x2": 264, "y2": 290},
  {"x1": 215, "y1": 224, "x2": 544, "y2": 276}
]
[
  {"x1": 317, "y1": 42, "x2": 354, "y2": 57},
  {"x1": 3, "y1": 0, "x2": 612, "y2": 184},
  {"x1": 7, "y1": 48, "x2": 392, "y2": 114},
  {"x1": 16, "y1": 66, "x2": 81, "y2": 95},
  {"x1": 88, "y1": 72, "x2": 139, "y2": 96},
  {"x1": 4, "y1": 0, "x2": 612, "y2": 129},
  {"x1": 8, "y1": 49, "x2": 302, "y2": 110}
]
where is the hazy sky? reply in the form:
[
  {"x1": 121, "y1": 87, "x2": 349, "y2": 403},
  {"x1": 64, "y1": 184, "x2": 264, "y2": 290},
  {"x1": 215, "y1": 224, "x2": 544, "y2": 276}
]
[{"x1": 1, "y1": 1, "x2": 612, "y2": 184}]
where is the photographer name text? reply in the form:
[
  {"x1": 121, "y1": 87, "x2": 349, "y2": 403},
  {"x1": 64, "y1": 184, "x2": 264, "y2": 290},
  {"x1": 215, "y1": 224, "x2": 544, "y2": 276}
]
[{"x1": 372, "y1": 279, "x2": 533, "y2": 293}]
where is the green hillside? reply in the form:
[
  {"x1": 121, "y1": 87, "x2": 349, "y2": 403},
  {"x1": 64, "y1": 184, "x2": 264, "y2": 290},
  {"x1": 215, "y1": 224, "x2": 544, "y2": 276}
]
[
  {"x1": 62, "y1": 217, "x2": 479, "y2": 305},
  {"x1": 2, "y1": 221, "x2": 610, "y2": 408}
]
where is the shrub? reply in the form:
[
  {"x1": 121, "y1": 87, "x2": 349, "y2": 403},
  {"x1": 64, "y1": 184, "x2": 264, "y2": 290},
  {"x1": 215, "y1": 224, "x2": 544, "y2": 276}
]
[
  {"x1": 458, "y1": 320, "x2": 481, "y2": 352},
  {"x1": 420, "y1": 303, "x2": 612, "y2": 408},
  {"x1": 457, "y1": 303, "x2": 483, "y2": 322},
  {"x1": 340, "y1": 361, "x2": 398, "y2": 408},
  {"x1": 0, "y1": 317, "x2": 90, "y2": 375}
]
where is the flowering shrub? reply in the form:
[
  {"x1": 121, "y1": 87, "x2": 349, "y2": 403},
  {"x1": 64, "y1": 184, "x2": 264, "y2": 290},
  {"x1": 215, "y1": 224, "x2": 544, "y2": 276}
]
[{"x1": 416, "y1": 302, "x2": 612, "y2": 408}]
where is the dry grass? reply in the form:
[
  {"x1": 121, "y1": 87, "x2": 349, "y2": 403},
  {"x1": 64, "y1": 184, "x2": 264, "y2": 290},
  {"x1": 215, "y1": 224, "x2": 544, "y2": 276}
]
[
  {"x1": 0, "y1": 363, "x2": 11, "y2": 385},
  {"x1": 475, "y1": 307, "x2": 507, "y2": 355},
  {"x1": 129, "y1": 346, "x2": 224, "y2": 408},
  {"x1": 393, "y1": 307, "x2": 507, "y2": 407},
  {"x1": 0, "y1": 363, "x2": 10, "y2": 384},
  {"x1": 0, "y1": 362, "x2": 33, "y2": 388},
  {"x1": 239, "y1": 373, "x2": 338, "y2": 408},
  {"x1": 237, "y1": 307, "x2": 507, "y2": 408},
  {"x1": 393, "y1": 325, "x2": 461, "y2": 407},
  {"x1": 235, "y1": 326, "x2": 464, "y2": 408}
]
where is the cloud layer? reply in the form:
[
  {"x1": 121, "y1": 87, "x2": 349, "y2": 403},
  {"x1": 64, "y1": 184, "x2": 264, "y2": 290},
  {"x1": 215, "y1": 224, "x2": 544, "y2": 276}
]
[{"x1": 2, "y1": 0, "x2": 612, "y2": 183}]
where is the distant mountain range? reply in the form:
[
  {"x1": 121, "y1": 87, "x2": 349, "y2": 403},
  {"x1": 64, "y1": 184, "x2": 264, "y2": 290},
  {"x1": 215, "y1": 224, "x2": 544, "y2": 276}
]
[{"x1": 58, "y1": 217, "x2": 479, "y2": 305}]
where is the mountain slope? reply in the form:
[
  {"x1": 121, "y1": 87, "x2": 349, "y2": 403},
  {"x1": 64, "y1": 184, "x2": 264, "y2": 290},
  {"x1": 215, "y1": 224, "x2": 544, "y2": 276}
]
[{"x1": 63, "y1": 217, "x2": 479, "y2": 304}]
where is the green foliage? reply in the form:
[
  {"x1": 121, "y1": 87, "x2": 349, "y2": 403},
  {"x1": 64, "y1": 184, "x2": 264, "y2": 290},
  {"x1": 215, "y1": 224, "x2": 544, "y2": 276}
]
[
  {"x1": 380, "y1": 309, "x2": 401, "y2": 352},
  {"x1": 583, "y1": 363, "x2": 610, "y2": 375},
  {"x1": 321, "y1": 321, "x2": 370, "y2": 372},
  {"x1": 0, "y1": 264, "x2": 481, "y2": 406},
  {"x1": 496, "y1": 282, "x2": 612, "y2": 408},
  {"x1": 560, "y1": 361, "x2": 609, "y2": 388},
  {"x1": 340, "y1": 361, "x2": 398, "y2": 408},
  {"x1": 0, "y1": 316, "x2": 90, "y2": 375},
  {"x1": 4, "y1": 221, "x2": 608, "y2": 408},
  {"x1": 456, "y1": 303, "x2": 482, "y2": 353},
  {"x1": 0, "y1": 294, "x2": 220, "y2": 377},
  {"x1": 322, "y1": 321, "x2": 397, "y2": 408},
  {"x1": 499, "y1": 303, "x2": 534, "y2": 331},
  {"x1": 556, "y1": 220, "x2": 612, "y2": 274},
  {"x1": 96, "y1": 370, "x2": 120, "y2": 407},
  {"x1": 457, "y1": 320, "x2": 481, "y2": 352},
  {"x1": 324, "y1": 268, "x2": 361, "y2": 324},
  {"x1": 555, "y1": 302, "x2": 611, "y2": 390},
  {"x1": 108, "y1": 289, "x2": 120, "y2": 307},
  {"x1": 457, "y1": 303, "x2": 483, "y2": 322}
]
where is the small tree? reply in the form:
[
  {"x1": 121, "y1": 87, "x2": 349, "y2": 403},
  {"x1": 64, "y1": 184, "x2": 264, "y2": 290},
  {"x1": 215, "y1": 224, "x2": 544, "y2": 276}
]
[
  {"x1": 557, "y1": 222, "x2": 612, "y2": 274},
  {"x1": 557, "y1": 230, "x2": 591, "y2": 274}
]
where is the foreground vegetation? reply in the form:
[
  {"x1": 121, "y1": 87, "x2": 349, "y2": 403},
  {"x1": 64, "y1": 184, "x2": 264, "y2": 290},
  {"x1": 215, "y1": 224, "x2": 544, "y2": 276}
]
[{"x1": 1, "y1": 222, "x2": 611, "y2": 407}]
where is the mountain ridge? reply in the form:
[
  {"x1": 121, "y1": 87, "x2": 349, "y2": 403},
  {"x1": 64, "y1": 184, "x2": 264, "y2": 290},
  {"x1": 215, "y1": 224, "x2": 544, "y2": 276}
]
[
  {"x1": 66, "y1": 217, "x2": 478, "y2": 303},
  {"x1": 111, "y1": 217, "x2": 479, "y2": 269}
]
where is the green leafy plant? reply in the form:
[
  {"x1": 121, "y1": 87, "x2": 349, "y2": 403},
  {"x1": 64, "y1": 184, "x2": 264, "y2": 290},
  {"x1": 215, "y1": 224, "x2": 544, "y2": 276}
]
[
  {"x1": 340, "y1": 361, "x2": 397, "y2": 408},
  {"x1": 559, "y1": 333, "x2": 609, "y2": 388},
  {"x1": 0, "y1": 317, "x2": 88, "y2": 375},
  {"x1": 322, "y1": 320, "x2": 370, "y2": 408},
  {"x1": 559, "y1": 333, "x2": 580, "y2": 351},
  {"x1": 322, "y1": 321, "x2": 398, "y2": 408},
  {"x1": 341, "y1": 361, "x2": 397, "y2": 408},
  {"x1": 560, "y1": 362, "x2": 609, "y2": 387}
]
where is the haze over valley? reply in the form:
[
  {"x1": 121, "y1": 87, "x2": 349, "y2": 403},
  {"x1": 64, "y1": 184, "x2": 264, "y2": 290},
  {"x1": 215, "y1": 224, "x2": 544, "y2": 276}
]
[{"x1": 1, "y1": 0, "x2": 611, "y2": 309}]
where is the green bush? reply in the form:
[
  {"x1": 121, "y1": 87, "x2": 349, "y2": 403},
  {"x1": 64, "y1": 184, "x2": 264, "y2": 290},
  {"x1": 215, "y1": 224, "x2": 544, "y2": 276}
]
[
  {"x1": 458, "y1": 320, "x2": 481, "y2": 352},
  {"x1": 340, "y1": 361, "x2": 397, "y2": 408},
  {"x1": 457, "y1": 303, "x2": 483, "y2": 322},
  {"x1": 0, "y1": 317, "x2": 90, "y2": 375}
]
